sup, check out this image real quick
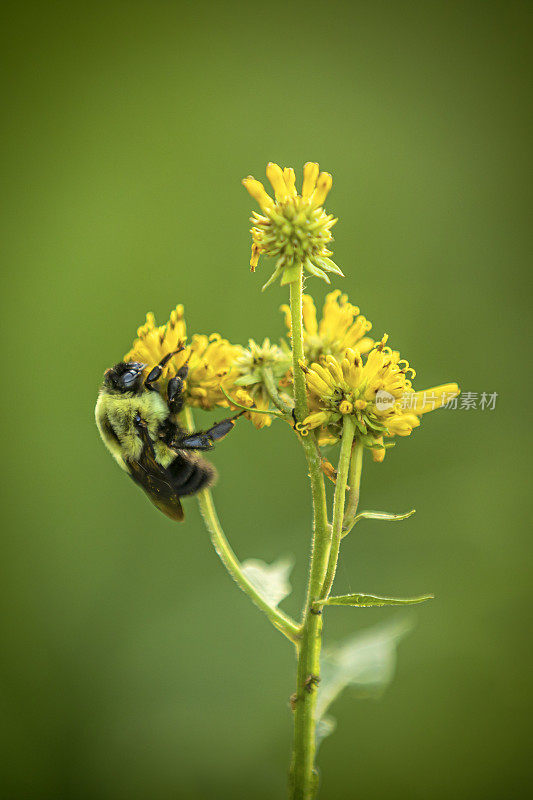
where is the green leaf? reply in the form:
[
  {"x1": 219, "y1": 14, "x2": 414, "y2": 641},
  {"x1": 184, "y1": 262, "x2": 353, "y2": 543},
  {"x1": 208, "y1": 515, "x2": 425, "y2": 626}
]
[
  {"x1": 316, "y1": 617, "x2": 413, "y2": 726},
  {"x1": 241, "y1": 557, "x2": 293, "y2": 609},
  {"x1": 326, "y1": 592, "x2": 434, "y2": 608},
  {"x1": 303, "y1": 259, "x2": 330, "y2": 283},
  {"x1": 315, "y1": 256, "x2": 345, "y2": 277},
  {"x1": 342, "y1": 508, "x2": 415, "y2": 537},
  {"x1": 261, "y1": 263, "x2": 284, "y2": 292},
  {"x1": 354, "y1": 509, "x2": 416, "y2": 524},
  {"x1": 280, "y1": 264, "x2": 301, "y2": 285}
]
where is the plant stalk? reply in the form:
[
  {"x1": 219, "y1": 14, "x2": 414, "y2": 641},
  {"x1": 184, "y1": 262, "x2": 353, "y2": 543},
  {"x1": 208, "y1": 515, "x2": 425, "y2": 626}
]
[
  {"x1": 288, "y1": 270, "x2": 331, "y2": 800},
  {"x1": 319, "y1": 423, "x2": 358, "y2": 603},
  {"x1": 182, "y1": 407, "x2": 300, "y2": 644}
]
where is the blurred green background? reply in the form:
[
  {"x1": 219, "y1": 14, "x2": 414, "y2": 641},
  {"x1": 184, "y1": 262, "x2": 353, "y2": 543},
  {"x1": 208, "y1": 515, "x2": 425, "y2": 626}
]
[{"x1": 2, "y1": 1, "x2": 531, "y2": 797}]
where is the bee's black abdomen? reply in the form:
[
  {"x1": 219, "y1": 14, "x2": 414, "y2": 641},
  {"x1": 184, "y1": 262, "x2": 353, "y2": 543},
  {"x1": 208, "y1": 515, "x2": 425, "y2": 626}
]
[
  {"x1": 177, "y1": 466, "x2": 213, "y2": 496},
  {"x1": 168, "y1": 455, "x2": 196, "y2": 488},
  {"x1": 167, "y1": 453, "x2": 216, "y2": 497}
]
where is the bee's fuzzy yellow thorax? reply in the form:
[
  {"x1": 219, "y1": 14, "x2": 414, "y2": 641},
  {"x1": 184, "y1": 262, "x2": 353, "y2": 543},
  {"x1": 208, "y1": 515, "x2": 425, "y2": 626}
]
[{"x1": 95, "y1": 389, "x2": 172, "y2": 470}]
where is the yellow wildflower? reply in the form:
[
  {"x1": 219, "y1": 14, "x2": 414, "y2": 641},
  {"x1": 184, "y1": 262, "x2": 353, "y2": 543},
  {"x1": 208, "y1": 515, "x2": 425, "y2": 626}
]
[
  {"x1": 298, "y1": 337, "x2": 459, "y2": 459},
  {"x1": 281, "y1": 290, "x2": 374, "y2": 363},
  {"x1": 242, "y1": 162, "x2": 341, "y2": 289},
  {"x1": 124, "y1": 305, "x2": 249, "y2": 412}
]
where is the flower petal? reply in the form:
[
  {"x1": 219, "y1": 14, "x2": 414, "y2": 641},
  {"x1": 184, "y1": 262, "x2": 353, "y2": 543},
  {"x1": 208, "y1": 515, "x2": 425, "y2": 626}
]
[
  {"x1": 411, "y1": 383, "x2": 460, "y2": 414},
  {"x1": 302, "y1": 162, "x2": 320, "y2": 200},
  {"x1": 266, "y1": 162, "x2": 290, "y2": 201},
  {"x1": 242, "y1": 176, "x2": 274, "y2": 211},
  {"x1": 311, "y1": 172, "x2": 333, "y2": 207}
]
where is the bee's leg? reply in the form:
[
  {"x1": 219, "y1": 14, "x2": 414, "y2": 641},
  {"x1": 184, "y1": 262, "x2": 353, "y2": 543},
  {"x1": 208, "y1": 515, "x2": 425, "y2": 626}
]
[
  {"x1": 145, "y1": 348, "x2": 186, "y2": 390},
  {"x1": 167, "y1": 366, "x2": 188, "y2": 415},
  {"x1": 177, "y1": 411, "x2": 245, "y2": 451}
]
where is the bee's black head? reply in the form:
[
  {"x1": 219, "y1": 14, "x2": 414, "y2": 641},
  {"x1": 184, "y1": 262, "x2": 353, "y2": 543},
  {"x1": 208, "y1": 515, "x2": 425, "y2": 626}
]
[{"x1": 104, "y1": 361, "x2": 146, "y2": 393}]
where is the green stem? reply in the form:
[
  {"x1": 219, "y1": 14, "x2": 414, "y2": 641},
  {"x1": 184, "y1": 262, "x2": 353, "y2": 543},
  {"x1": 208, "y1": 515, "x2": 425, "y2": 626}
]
[
  {"x1": 261, "y1": 366, "x2": 293, "y2": 415},
  {"x1": 221, "y1": 386, "x2": 283, "y2": 417},
  {"x1": 182, "y1": 407, "x2": 300, "y2": 644},
  {"x1": 288, "y1": 269, "x2": 331, "y2": 800},
  {"x1": 289, "y1": 274, "x2": 309, "y2": 421},
  {"x1": 319, "y1": 422, "x2": 358, "y2": 603},
  {"x1": 341, "y1": 442, "x2": 364, "y2": 537}
]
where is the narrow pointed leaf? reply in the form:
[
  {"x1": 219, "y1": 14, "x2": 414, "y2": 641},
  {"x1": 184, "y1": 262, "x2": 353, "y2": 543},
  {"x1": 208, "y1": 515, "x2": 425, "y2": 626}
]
[
  {"x1": 261, "y1": 264, "x2": 284, "y2": 291},
  {"x1": 304, "y1": 259, "x2": 330, "y2": 283},
  {"x1": 342, "y1": 508, "x2": 415, "y2": 537},
  {"x1": 355, "y1": 509, "x2": 416, "y2": 524},
  {"x1": 326, "y1": 592, "x2": 434, "y2": 608},
  {"x1": 315, "y1": 256, "x2": 345, "y2": 276}
]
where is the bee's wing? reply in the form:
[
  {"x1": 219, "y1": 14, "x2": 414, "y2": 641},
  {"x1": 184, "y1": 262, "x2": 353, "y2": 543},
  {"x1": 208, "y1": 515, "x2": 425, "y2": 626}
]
[{"x1": 126, "y1": 425, "x2": 185, "y2": 522}]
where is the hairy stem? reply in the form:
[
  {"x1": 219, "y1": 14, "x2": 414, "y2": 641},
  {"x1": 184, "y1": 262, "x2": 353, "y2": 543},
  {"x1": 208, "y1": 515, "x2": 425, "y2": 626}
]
[
  {"x1": 182, "y1": 407, "x2": 300, "y2": 644},
  {"x1": 289, "y1": 270, "x2": 331, "y2": 800},
  {"x1": 289, "y1": 274, "x2": 309, "y2": 421},
  {"x1": 319, "y1": 422, "x2": 358, "y2": 602}
]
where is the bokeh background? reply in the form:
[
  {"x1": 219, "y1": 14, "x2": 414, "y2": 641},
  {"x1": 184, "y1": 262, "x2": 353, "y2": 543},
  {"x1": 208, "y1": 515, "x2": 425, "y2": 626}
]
[{"x1": 2, "y1": 1, "x2": 531, "y2": 798}]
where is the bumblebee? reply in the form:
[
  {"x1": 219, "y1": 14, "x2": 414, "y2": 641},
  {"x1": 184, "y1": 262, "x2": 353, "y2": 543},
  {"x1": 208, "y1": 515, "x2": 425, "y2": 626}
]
[{"x1": 95, "y1": 351, "x2": 240, "y2": 521}]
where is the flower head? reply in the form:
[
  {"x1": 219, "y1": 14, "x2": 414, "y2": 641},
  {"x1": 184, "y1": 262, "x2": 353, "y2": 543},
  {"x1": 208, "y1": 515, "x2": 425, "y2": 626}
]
[
  {"x1": 281, "y1": 290, "x2": 374, "y2": 364},
  {"x1": 124, "y1": 305, "x2": 249, "y2": 412},
  {"x1": 243, "y1": 162, "x2": 342, "y2": 290},
  {"x1": 299, "y1": 336, "x2": 459, "y2": 460},
  {"x1": 232, "y1": 338, "x2": 291, "y2": 429}
]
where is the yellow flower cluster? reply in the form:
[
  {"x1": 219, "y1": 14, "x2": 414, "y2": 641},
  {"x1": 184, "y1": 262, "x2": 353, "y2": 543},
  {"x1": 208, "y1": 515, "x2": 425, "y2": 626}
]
[
  {"x1": 281, "y1": 290, "x2": 374, "y2": 363},
  {"x1": 124, "y1": 305, "x2": 251, "y2": 412},
  {"x1": 121, "y1": 296, "x2": 458, "y2": 459},
  {"x1": 299, "y1": 335, "x2": 460, "y2": 460},
  {"x1": 243, "y1": 162, "x2": 341, "y2": 289}
]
